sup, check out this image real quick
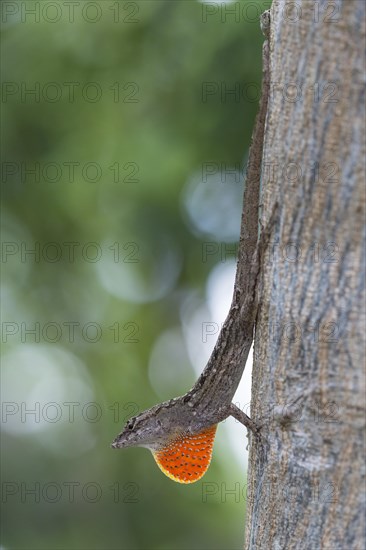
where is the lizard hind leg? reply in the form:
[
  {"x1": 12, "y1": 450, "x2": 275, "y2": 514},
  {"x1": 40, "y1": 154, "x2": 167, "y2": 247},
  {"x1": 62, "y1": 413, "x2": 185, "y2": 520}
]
[{"x1": 152, "y1": 425, "x2": 217, "y2": 484}]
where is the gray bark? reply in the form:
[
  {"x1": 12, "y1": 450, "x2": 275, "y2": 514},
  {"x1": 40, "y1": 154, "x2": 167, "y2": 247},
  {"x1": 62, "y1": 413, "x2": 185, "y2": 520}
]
[{"x1": 245, "y1": 1, "x2": 366, "y2": 549}]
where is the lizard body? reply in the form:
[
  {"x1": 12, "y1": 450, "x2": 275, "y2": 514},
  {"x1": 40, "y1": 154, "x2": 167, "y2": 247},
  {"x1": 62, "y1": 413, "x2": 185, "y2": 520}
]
[{"x1": 111, "y1": 10, "x2": 272, "y2": 484}]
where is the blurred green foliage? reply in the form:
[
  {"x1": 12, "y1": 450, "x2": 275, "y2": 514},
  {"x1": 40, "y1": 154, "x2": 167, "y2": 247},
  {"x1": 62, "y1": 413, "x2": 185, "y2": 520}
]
[{"x1": 1, "y1": 1, "x2": 270, "y2": 549}]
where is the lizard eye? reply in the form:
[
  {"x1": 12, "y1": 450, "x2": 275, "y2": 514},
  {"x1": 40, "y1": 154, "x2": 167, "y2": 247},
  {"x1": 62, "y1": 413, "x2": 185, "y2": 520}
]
[{"x1": 127, "y1": 419, "x2": 135, "y2": 430}]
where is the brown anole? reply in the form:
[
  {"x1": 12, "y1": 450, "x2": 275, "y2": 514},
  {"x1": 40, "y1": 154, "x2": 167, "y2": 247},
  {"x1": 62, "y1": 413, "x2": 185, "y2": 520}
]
[{"x1": 111, "y1": 10, "x2": 272, "y2": 484}]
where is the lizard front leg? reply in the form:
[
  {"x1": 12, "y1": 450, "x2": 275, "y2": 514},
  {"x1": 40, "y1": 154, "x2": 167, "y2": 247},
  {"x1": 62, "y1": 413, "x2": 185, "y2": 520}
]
[{"x1": 229, "y1": 403, "x2": 261, "y2": 437}]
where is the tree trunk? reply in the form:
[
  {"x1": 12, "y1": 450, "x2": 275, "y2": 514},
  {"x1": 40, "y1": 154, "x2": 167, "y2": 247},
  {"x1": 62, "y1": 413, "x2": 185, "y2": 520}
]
[{"x1": 245, "y1": 1, "x2": 365, "y2": 549}]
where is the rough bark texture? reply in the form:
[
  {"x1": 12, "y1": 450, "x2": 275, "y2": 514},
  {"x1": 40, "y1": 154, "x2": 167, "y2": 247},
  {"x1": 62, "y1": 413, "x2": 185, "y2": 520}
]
[{"x1": 245, "y1": 1, "x2": 366, "y2": 549}]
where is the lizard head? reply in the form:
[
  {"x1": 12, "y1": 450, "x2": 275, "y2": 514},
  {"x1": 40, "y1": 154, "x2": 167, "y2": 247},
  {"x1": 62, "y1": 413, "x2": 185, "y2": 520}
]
[
  {"x1": 111, "y1": 399, "x2": 218, "y2": 484},
  {"x1": 111, "y1": 400, "x2": 180, "y2": 451}
]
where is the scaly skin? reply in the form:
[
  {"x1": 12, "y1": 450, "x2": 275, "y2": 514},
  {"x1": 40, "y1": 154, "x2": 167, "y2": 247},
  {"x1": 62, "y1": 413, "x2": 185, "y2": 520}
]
[{"x1": 111, "y1": 10, "x2": 272, "y2": 483}]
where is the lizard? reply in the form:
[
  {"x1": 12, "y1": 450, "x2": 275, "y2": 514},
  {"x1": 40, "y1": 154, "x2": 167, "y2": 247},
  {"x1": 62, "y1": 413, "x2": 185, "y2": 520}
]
[{"x1": 111, "y1": 9, "x2": 272, "y2": 484}]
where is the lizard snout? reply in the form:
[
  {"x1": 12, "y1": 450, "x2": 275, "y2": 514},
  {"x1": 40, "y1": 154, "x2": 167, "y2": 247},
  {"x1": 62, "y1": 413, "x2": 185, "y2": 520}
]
[{"x1": 111, "y1": 437, "x2": 123, "y2": 449}]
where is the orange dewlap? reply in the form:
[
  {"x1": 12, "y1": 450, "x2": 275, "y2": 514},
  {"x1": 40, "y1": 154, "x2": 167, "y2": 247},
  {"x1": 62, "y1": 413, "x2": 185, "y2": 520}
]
[{"x1": 152, "y1": 425, "x2": 217, "y2": 484}]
